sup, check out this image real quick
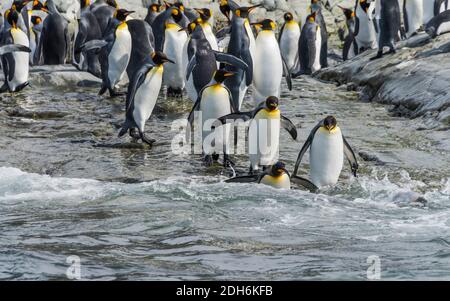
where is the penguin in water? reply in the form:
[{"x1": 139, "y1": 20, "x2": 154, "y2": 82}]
[
  {"x1": 404, "y1": 0, "x2": 424, "y2": 38},
  {"x1": 118, "y1": 51, "x2": 174, "y2": 145},
  {"x1": 183, "y1": 21, "x2": 248, "y2": 103},
  {"x1": 279, "y1": 12, "x2": 301, "y2": 75},
  {"x1": 251, "y1": 19, "x2": 291, "y2": 102},
  {"x1": 144, "y1": 3, "x2": 160, "y2": 26},
  {"x1": 293, "y1": 116, "x2": 359, "y2": 190},
  {"x1": 354, "y1": 0, "x2": 377, "y2": 52},
  {"x1": 0, "y1": 10, "x2": 31, "y2": 93},
  {"x1": 216, "y1": 96, "x2": 297, "y2": 173},
  {"x1": 425, "y1": 9, "x2": 450, "y2": 37},
  {"x1": 339, "y1": 6, "x2": 358, "y2": 61},
  {"x1": 187, "y1": 69, "x2": 237, "y2": 167},
  {"x1": 194, "y1": 8, "x2": 218, "y2": 51},
  {"x1": 371, "y1": 0, "x2": 401, "y2": 60},
  {"x1": 310, "y1": 0, "x2": 328, "y2": 68},
  {"x1": 296, "y1": 11, "x2": 322, "y2": 75}
]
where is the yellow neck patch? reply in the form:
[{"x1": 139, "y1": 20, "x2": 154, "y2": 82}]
[
  {"x1": 117, "y1": 22, "x2": 128, "y2": 31},
  {"x1": 165, "y1": 23, "x2": 182, "y2": 30}
]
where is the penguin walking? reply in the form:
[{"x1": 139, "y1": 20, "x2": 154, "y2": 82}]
[
  {"x1": 0, "y1": 10, "x2": 31, "y2": 93},
  {"x1": 118, "y1": 51, "x2": 174, "y2": 145},
  {"x1": 339, "y1": 6, "x2": 358, "y2": 61},
  {"x1": 144, "y1": 3, "x2": 160, "y2": 26},
  {"x1": 251, "y1": 19, "x2": 291, "y2": 103},
  {"x1": 216, "y1": 96, "x2": 297, "y2": 173},
  {"x1": 404, "y1": 0, "x2": 424, "y2": 38},
  {"x1": 293, "y1": 116, "x2": 359, "y2": 189},
  {"x1": 372, "y1": 0, "x2": 401, "y2": 60},
  {"x1": 354, "y1": 0, "x2": 377, "y2": 52},
  {"x1": 279, "y1": 12, "x2": 300, "y2": 75},
  {"x1": 187, "y1": 69, "x2": 237, "y2": 167},
  {"x1": 296, "y1": 11, "x2": 322, "y2": 75}
]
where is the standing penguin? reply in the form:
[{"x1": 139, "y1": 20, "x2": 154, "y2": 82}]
[
  {"x1": 296, "y1": 11, "x2": 322, "y2": 75},
  {"x1": 252, "y1": 19, "x2": 291, "y2": 103},
  {"x1": 126, "y1": 19, "x2": 155, "y2": 81},
  {"x1": 339, "y1": 6, "x2": 358, "y2": 61},
  {"x1": 152, "y1": 6, "x2": 189, "y2": 52},
  {"x1": 187, "y1": 69, "x2": 237, "y2": 167},
  {"x1": 310, "y1": 0, "x2": 328, "y2": 68},
  {"x1": 144, "y1": 3, "x2": 160, "y2": 26},
  {"x1": 29, "y1": 15, "x2": 43, "y2": 65},
  {"x1": 118, "y1": 51, "x2": 174, "y2": 145},
  {"x1": 293, "y1": 116, "x2": 358, "y2": 189},
  {"x1": 404, "y1": 0, "x2": 424, "y2": 38},
  {"x1": 195, "y1": 8, "x2": 218, "y2": 51},
  {"x1": 216, "y1": 96, "x2": 297, "y2": 173},
  {"x1": 354, "y1": 0, "x2": 377, "y2": 52},
  {"x1": 279, "y1": 12, "x2": 301, "y2": 75},
  {"x1": 0, "y1": 10, "x2": 31, "y2": 93},
  {"x1": 372, "y1": 0, "x2": 401, "y2": 59}
]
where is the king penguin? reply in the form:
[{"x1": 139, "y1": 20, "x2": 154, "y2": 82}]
[
  {"x1": 372, "y1": 0, "x2": 401, "y2": 59},
  {"x1": 404, "y1": 0, "x2": 424, "y2": 38},
  {"x1": 354, "y1": 0, "x2": 377, "y2": 52},
  {"x1": 296, "y1": 11, "x2": 322, "y2": 75},
  {"x1": 279, "y1": 12, "x2": 301, "y2": 75},
  {"x1": 339, "y1": 6, "x2": 358, "y2": 61},
  {"x1": 293, "y1": 116, "x2": 359, "y2": 189},
  {"x1": 118, "y1": 51, "x2": 174, "y2": 145},
  {"x1": 144, "y1": 3, "x2": 160, "y2": 26},
  {"x1": 310, "y1": 0, "x2": 328, "y2": 68},
  {"x1": 126, "y1": 19, "x2": 155, "y2": 81},
  {"x1": 194, "y1": 8, "x2": 218, "y2": 51}
]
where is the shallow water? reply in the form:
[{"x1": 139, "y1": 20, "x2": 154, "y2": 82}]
[{"x1": 0, "y1": 70, "x2": 449, "y2": 280}]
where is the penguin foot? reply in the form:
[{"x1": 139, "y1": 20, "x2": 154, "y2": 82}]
[
  {"x1": 129, "y1": 128, "x2": 140, "y2": 139},
  {"x1": 223, "y1": 155, "x2": 235, "y2": 168},
  {"x1": 109, "y1": 89, "x2": 126, "y2": 97},
  {"x1": 370, "y1": 52, "x2": 383, "y2": 61},
  {"x1": 0, "y1": 84, "x2": 8, "y2": 93},
  {"x1": 203, "y1": 155, "x2": 213, "y2": 167},
  {"x1": 140, "y1": 134, "x2": 155, "y2": 145},
  {"x1": 388, "y1": 48, "x2": 397, "y2": 55},
  {"x1": 13, "y1": 82, "x2": 29, "y2": 93},
  {"x1": 167, "y1": 87, "x2": 183, "y2": 98},
  {"x1": 98, "y1": 86, "x2": 108, "y2": 96}
]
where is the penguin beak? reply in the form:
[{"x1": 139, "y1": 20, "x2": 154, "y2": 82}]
[
  {"x1": 178, "y1": 27, "x2": 188, "y2": 32},
  {"x1": 224, "y1": 72, "x2": 234, "y2": 77},
  {"x1": 248, "y1": 4, "x2": 262, "y2": 12},
  {"x1": 124, "y1": 11, "x2": 134, "y2": 17},
  {"x1": 250, "y1": 22, "x2": 262, "y2": 28},
  {"x1": 164, "y1": 57, "x2": 175, "y2": 64}
]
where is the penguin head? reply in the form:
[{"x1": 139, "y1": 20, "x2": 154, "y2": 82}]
[
  {"x1": 338, "y1": 6, "x2": 355, "y2": 20},
  {"x1": 114, "y1": 9, "x2": 134, "y2": 22},
  {"x1": 234, "y1": 4, "x2": 261, "y2": 19},
  {"x1": 195, "y1": 8, "x2": 212, "y2": 23},
  {"x1": 149, "y1": 4, "x2": 160, "y2": 13},
  {"x1": 7, "y1": 10, "x2": 20, "y2": 28},
  {"x1": 32, "y1": 0, "x2": 46, "y2": 11},
  {"x1": 310, "y1": 0, "x2": 321, "y2": 12},
  {"x1": 213, "y1": 69, "x2": 234, "y2": 83},
  {"x1": 323, "y1": 116, "x2": 337, "y2": 132},
  {"x1": 251, "y1": 19, "x2": 276, "y2": 31},
  {"x1": 79, "y1": 0, "x2": 91, "y2": 10},
  {"x1": 31, "y1": 15, "x2": 42, "y2": 26},
  {"x1": 359, "y1": 0, "x2": 371, "y2": 13},
  {"x1": 179, "y1": 21, "x2": 198, "y2": 35},
  {"x1": 12, "y1": 0, "x2": 30, "y2": 12},
  {"x1": 165, "y1": 1, "x2": 185, "y2": 12},
  {"x1": 307, "y1": 11, "x2": 317, "y2": 23},
  {"x1": 151, "y1": 51, "x2": 175, "y2": 65},
  {"x1": 170, "y1": 7, "x2": 183, "y2": 23},
  {"x1": 220, "y1": 0, "x2": 231, "y2": 21},
  {"x1": 106, "y1": 0, "x2": 118, "y2": 8},
  {"x1": 283, "y1": 12, "x2": 294, "y2": 22},
  {"x1": 265, "y1": 96, "x2": 279, "y2": 111},
  {"x1": 270, "y1": 162, "x2": 288, "y2": 177}
]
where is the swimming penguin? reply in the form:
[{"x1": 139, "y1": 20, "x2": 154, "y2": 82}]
[
  {"x1": 425, "y1": 9, "x2": 450, "y2": 37},
  {"x1": 339, "y1": 6, "x2": 358, "y2": 61},
  {"x1": 372, "y1": 0, "x2": 401, "y2": 60},
  {"x1": 252, "y1": 19, "x2": 292, "y2": 103},
  {"x1": 224, "y1": 5, "x2": 259, "y2": 110},
  {"x1": 183, "y1": 21, "x2": 248, "y2": 103},
  {"x1": 354, "y1": 0, "x2": 377, "y2": 52},
  {"x1": 34, "y1": 0, "x2": 69, "y2": 65},
  {"x1": 279, "y1": 12, "x2": 301, "y2": 75},
  {"x1": 195, "y1": 8, "x2": 218, "y2": 51},
  {"x1": 118, "y1": 51, "x2": 174, "y2": 145},
  {"x1": 216, "y1": 96, "x2": 297, "y2": 173},
  {"x1": 0, "y1": 10, "x2": 31, "y2": 93},
  {"x1": 310, "y1": 0, "x2": 328, "y2": 68},
  {"x1": 296, "y1": 11, "x2": 322, "y2": 75},
  {"x1": 144, "y1": 3, "x2": 160, "y2": 26},
  {"x1": 293, "y1": 116, "x2": 359, "y2": 189},
  {"x1": 187, "y1": 69, "x2": 237, "y2": 167},
  {"x1": 404, "y1": 0, "x2": 424, "y2": 38},
  {"x1": 126, "y1": 19, "x2": 155, "y2": 81}
]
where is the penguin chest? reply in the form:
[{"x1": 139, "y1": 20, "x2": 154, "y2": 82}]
[
  {"x1": 310, "y1": 128, "x2": 344, "y2": 188},
  {"x1": 260, "y1": 173, "x2": 291, "y2": 189},
  {"x1": 405, "y1": 0, "x2": 423, "y2": 37},
  {"x1": 253, "y1": 32, "x2": 283, "y2": 98},
  {"x1": 312, "y1": 27, "x2": 322, "y2": 73},
  {"x1": 202, "y1": 24, "x2": 218, "y2": 51},
  {"x1": 355, "y1": 5, "x2": 377, "y2": 48},
  {"x1": 280, "y1": 22, "x2": 300, "y2": 71},
  {"x1": 108, "y1": 24, "x2": 132, "y2": 87},
  {"x1": 244, "y1": 20, "x2": 256, "y2": 61},
  {"x1": 9, "y1": 28, "x2": 30, "y2": 90},
  {"x1": 422, "y1": 0, "x2": 434, "y2": 24},
  {"x1": 132, "y1": 66, "x2": 163, "y2": 132},
  {"x1": 249, "y1": 109, "x2": 280, "y2": 168},
  {"x1": 163, "y1": 25, "x2": 188, "y2": 89}
]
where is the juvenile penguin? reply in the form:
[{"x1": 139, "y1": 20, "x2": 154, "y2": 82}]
[
  {"x1": 252, "y1": 19, "x2": 291, "y2": 103},
  {"x1": 187, "y1": 69, "x2": 237, "y2": 167},
  {"x1": 293, "y1": 116, "x2": 359, "y2": 189},
  {"x1": 0, "y1": 10, "x2": 31, "y2": 93},
  {"x1": 296, "y1": 11, "x2": 322, "y2": 75},
  {"x1": 216, "y1": 96, "x2": 297, "y2": 173},
  {"x1": 372, "y1": 0, "x2": 401, "y2": 59},
  {"x1": 354, "y1": 0, "x2": 377, "y2": 52},
  {"x1": 279, "y1": 12, "x2": 301, "y2": 75},
  {"x1": 144, "y1": 3, "x2": 160, "y2": 26},
  {"x1": 118, "y1": 51, "x2": 174, "y2": 145},
  {"x1": 404, "y1": 0, "x2": 424, "y2": 38}
]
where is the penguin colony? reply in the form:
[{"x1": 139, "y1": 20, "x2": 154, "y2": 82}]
[{"x1": 0, "y1": 0, "x2": 446, "y2": 191}]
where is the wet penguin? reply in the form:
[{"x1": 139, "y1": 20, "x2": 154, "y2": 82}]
[
  {"x1": 252, "y1": 19, "x2": 292, "y2": 102},
  {"x1": 0, "y1": 10, "x2": 31, "y2": 93},
  {"x1": 404, "y1": 0, "x2": 424, "y2": 38},
  {"x1": 293, "y1": 116, "x2": 359, "y2": 190},
  {"x1": 425, "y1": 9, "x2": 450, "y2": 37},
  {"x1": 118, "y1": 51, "x2": 174, "y2": 145},
  {"x1": 296, "y1": 11, "x2": 322, "y2": 75},
  {"x1": 339, "y1": 6, "x2": 358, "y2": 61},
  {"x1": 226, "y1": 162, "x2": 292, "y2": 189},
  {"x1": 195, "y1": 8, "x2": 218, "y2": 51},
  {"x1": 144, "y1": 3, "x2": 160, "y2": 26},
  {"x1": 187, "y1": 69, "x2": 237, "y2": 167},
  {"x1": 279, "y1": 12, "x2": 301, "y2": 75},
  {"x1": 372, "y1": 0, "x2": 401, "y2": 60},
  {"x1": 216, "y1": 96, "x2": 297, "y2": 173},
  {"x1": 354, "y1": 0, "x2": 377, "y2": 52},
  {"x1": 310, "y1": 0, "x2": 328, "y2": 68}
]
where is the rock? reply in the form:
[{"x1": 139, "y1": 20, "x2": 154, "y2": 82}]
[
  {"x1": 29, "y1": 65, "x2": 102, "y2": 87},
  {"x1": 438, "y1": 107, "x2": 450, "y2": 125}
]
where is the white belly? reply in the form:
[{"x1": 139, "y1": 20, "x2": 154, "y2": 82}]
[
  {"x1": 8, "y1": 28, "x2": 29, "y2": 91},
  {"x1": 310, "y1": 128, "x2": 344, "y2": 188},
  {"x1": 355, "y1": 6, "x2": 377, "y2": 49},
  {"x1": 108, "y1": 26, "x2": 132, "y2": 88},
  {"x1": 279, "y1": 23, "x2": 300, "y2": 72},
  {"x1": 253, "y1": 32, "x2": 283, "y2": 103},
  {"x1": 260, "y1": 173, "x2": 291, "y2": 189},
  {"x1": 248, "y1": 110, "x2": 280, "y2": 171},
  {"x1": 312, "y1": 29, "x2": 322, "y2": 73},
  {"x1": 132, "y1": 66, "x2": 163, "y2": 132},
  {"x1": 437, "y1": 20, "x2": 450, "y2": 35},
  {"x1": 203, "y1": 24, "x2": 218, "y2": 51},
  {"x1": 405, "y1": 0, "x2": 423, "y2": 37},
  {"x1": 163, "y1": 26, "x2": 188, "y2": 89},
  {"x1": 244, "y1": 21, "x2": 256, "y2": 71},
  {"x1": 423, "y1": 0, "x2": 434, "y2": 24},
  {"x1": 200, "y1": 85, "x2": 232, "y2": 155}
]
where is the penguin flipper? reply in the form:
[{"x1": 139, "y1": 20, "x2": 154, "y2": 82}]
[
  {"x1": 216, "y1": 111, "x2": 253, "y2": 126},
  {"x1": 280, "y1": 115, "x2": 297, "y2": 140},
  {"x1": 185, "y1": 55, "x2": 197, "y2": 81},
  {"x1": 354, "y1": 16, "x2": 360, "y2": 37},
  {"x1": 293, "y1": 121, "x2": 322, "y2": 176},
  {"x1": 241, "y1": 49, "x2": 253, "y2": 86},
  {"x1": 80, "y1": 39, "x2": 109, "y2": 52},
  {"x1": 213, "y1": 51, "x2": 249, "y2": 73},
  {"x1": 186, "y1": 97, "x2": 201, "y2": 142},
  {"x1": 281, "y1": 57, "x2": 292, "y2": 90},
  {"x1": 342, "y1": 135, "x2": 359, "y2": 177},
  {"x1": 0, "y1": 44, "x2": 31, "y2": 56},
  {"x1": 216, "y1": 26, "x2": 231, "y2": 39},
  {"x1": 291, "y1": 175, "x2": 318, "y2": 193},
  {"x1": 225, "y1": 175, "x2": 260, "y2": 183}
]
